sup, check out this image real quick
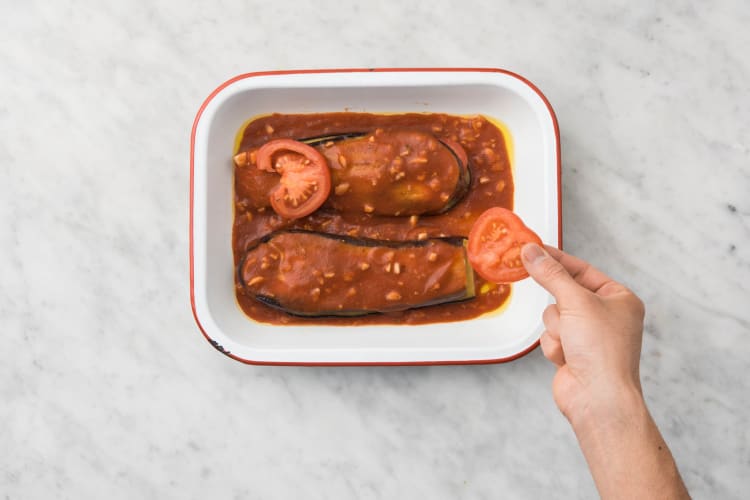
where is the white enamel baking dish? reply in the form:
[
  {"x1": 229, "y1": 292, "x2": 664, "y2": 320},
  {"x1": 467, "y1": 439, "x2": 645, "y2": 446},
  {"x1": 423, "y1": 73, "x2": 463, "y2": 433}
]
[{"x1": 190, "y1": 68, "x2": 561, "y2": 365}]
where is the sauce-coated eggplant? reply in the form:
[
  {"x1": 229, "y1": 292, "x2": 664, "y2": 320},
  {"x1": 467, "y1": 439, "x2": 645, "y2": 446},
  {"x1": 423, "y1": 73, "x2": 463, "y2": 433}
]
[
  {"x1": 234, "y1": 130, "x2": 470, "y2": 216},
  {"x1": 239, "y1": 231, "x2": 476, "y2": 316}
]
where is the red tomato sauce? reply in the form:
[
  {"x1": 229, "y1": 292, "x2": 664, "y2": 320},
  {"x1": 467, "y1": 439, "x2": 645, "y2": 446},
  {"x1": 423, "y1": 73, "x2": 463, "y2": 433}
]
[{"x1": 233, "y1": 112, "x2": 514, "y2": 325}]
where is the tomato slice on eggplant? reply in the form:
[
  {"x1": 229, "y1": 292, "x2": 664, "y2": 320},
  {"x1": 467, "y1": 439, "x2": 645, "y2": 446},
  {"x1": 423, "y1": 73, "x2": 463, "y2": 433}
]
[
  {"x1": 256, "y1": 139, "x2": 331, "y2": 219},
  {"x1": 467, "y1": 207, "x2": 543, "y2": 283}
]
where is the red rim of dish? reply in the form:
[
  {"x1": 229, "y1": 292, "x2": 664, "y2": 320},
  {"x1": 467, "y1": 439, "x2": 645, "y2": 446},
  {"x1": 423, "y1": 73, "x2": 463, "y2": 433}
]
[{"x1": 190, "y1": 67, "x2": 563, "y2": 366}]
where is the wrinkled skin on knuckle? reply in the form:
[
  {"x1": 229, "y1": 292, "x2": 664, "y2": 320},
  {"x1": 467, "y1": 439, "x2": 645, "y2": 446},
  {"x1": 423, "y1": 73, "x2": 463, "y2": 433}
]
[{"x1": 540, "y1": 258, "x2": 568, "y2": 283}]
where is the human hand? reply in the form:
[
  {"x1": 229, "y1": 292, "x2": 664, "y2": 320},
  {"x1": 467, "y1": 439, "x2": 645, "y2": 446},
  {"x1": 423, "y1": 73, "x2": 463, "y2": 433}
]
[
  {"x1": 521, "y1": 243, "x2": 646, "y2": 428},
  {"x1": 521, "y1": 243, "x2": 691, "y2": 498}
]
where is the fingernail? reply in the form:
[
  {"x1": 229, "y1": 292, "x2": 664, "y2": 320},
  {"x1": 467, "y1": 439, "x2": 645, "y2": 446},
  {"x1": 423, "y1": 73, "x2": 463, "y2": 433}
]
[{"x1": 521, "y1": 243, "x2": 545, "y2": 264}]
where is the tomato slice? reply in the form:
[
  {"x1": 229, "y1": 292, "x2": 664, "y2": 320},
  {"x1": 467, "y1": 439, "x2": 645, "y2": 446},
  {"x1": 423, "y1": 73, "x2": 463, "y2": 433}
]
[
  {"x1": 256, "y1": 139, "x2": 331, "y2": 219},
  {"x1": 467, "y1": 207, "x2": 543, "y2": 283}
]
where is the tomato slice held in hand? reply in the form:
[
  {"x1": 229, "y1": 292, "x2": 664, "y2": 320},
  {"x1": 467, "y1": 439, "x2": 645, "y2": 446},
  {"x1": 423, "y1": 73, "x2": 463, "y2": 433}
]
[
  {"x1": 467, "y1": 207, "x2": 543, "y2": 283},
  {"x1": 256, "y1": 139, "x2": 331, "y2": 219}
]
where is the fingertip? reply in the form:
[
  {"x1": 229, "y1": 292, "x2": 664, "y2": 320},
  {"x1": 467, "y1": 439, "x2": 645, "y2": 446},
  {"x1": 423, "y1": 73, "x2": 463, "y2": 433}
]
[
  {"x1": 522, "y1": 243, "x2": 578, "y2": 300},
  {"x1": 521, "y1": 242, "x2": 546, "y2": 266}
]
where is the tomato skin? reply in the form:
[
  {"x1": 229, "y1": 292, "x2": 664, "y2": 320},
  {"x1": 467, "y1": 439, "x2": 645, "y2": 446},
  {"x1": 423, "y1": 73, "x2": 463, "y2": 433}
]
[
  {"x1": 256, "y1": 139, "x2": 331, "y2": 219},
  {"x1": 467, "y1": 207, "x2": 543, "y2": 283}
]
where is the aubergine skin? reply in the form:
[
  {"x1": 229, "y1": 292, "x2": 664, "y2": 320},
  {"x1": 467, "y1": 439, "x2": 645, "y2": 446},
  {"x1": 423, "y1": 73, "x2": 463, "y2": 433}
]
[
  {"x1": 239, "y1": 231, "x2": 476, "y2": 317},
  {"x1": 234, "y1": 130, "x2": 470, "y2": 216}
]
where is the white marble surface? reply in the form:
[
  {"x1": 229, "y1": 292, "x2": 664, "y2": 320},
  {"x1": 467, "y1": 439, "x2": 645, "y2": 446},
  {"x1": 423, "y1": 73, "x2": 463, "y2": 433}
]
[{"x1": 2, "y1": 0, "x2": 748, "y2": 498}]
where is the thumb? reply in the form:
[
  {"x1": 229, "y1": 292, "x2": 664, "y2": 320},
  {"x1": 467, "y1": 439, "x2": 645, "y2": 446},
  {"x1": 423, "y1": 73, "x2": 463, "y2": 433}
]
[{"x1": 521, "y1": 243, "x2": 583, "y2": 302}]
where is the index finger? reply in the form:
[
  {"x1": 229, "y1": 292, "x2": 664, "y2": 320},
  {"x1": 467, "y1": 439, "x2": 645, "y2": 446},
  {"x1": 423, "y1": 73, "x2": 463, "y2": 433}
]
[{"x1": 544, "y1": 245, "x2": 618, "y2": 294}]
